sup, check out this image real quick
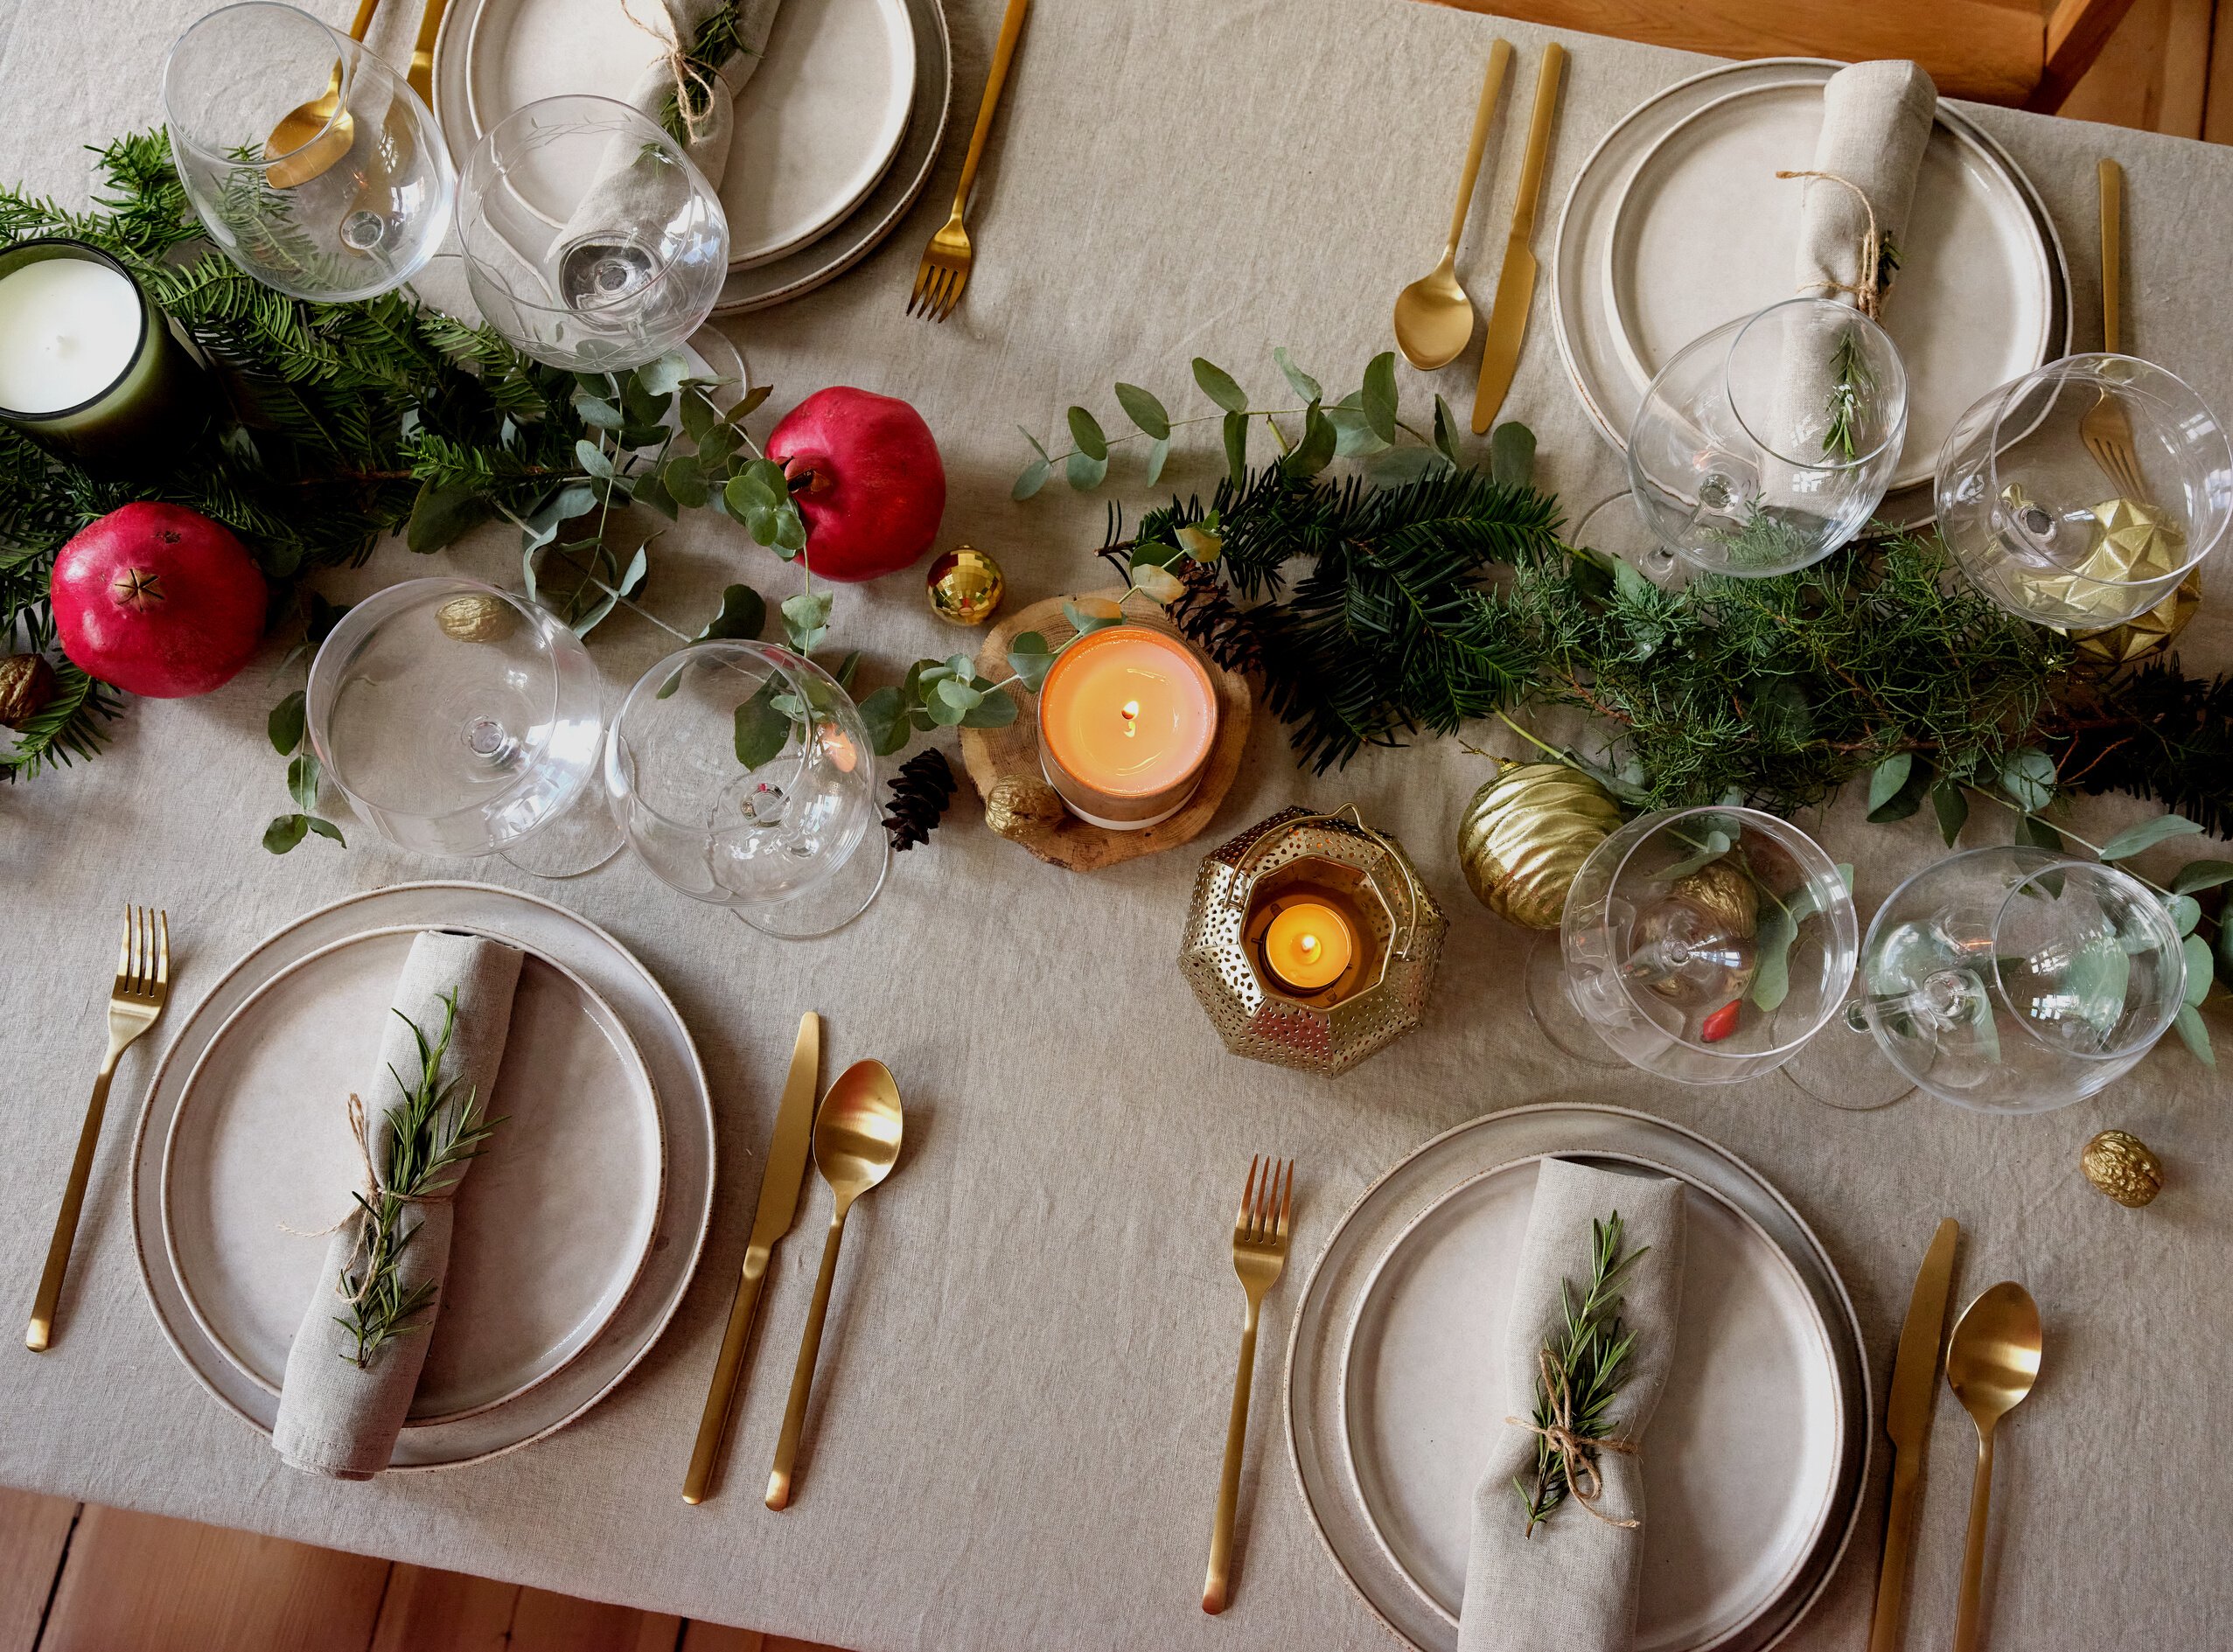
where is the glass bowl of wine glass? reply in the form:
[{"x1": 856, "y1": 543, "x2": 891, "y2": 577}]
[
  {"x1": 1542, "y1": 805, "x2": 1860, "y2": 1084},
  {"x1": 162, "y1": 2, "x2": 454, "y2": 302},
  {"x1": 605, "y1": 641, "x2": 888, "y2": 939},
  {"x1": 305, "y1": 578, "x2": 607, "y2": 858},
  {"x1": 1628, "y1": 296, "x2": 1907, "y2": 578},
  {"x1": 1934, "y1": 354, "x2": 2231, "y2": 631},
  {"x1": 1850, "y1": 846, "x2": 2184, "y2": 1112}
]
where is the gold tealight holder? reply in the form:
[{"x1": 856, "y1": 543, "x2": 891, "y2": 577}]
[{"x1": 1180, "y1": 805, "x2": 1448, "y2": 1076}]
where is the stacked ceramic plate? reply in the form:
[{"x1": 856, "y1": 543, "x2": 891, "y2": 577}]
[
  {"x1": 1287, "y1": 1105, "x2": 1868, "y2": 1651},
  {"x1": 431, "y1": 0, "x2": 953, "y2": 312},
  {"x1": 1553, "y1": 59, "x2": 2072, "y2": 530},
  {"x1": 132, "y1": 883, "x2": 714, "y2": 1468}
]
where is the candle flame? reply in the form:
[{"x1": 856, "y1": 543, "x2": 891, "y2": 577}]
[
  {"x1": 1299, "y1": 934, "x2": 1321, "y2": 958},
  {"x1": 1120, "y1": 699, "x2": 1140, "y2": 737}
]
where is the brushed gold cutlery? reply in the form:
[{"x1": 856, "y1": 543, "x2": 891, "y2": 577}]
[
  {"x1": 766, "y1": 1059, "x2": 904, "y2": 1510},
  {"x1": 1947, "y1": 1282, "x2": 2042, "y2": 1652},
  {"x1": 2080, "y1": 157, "x2": 2149, "y2": 499},
  {"x1": 27, "y1": 907, "x2": 170, "y2": 1353},
  {"x1": 1869, "y1": 1217, "x2": 1959, "y2": 1652},
  {"x1": 1470, "y1": 41, "x2": 1565, "y2": 433},
  {"x1": 683, "y1": 1011, "x2": 822, "y2": 1504},
  {"x1": 264, "y1": 0, "x2": 383, "y2": 188},
  {"x1": 1202, "y1": 1155, "x2": 1293, "y2": 1615},
  {"x1": 906, "y1": 0, "x2": 1030, "y2": 320},
  {"x1": 1393, "y1": 39, "x2": 1512, "y2": 372}
]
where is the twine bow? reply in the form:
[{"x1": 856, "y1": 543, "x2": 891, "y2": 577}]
[
  {"x1": 278, "y1": 1091, "x2": 453, "y2": 1308},
  {"x1": 1505, "y1": 1346, "x2": 1643, "y2": 1530},
  {"x1": 621, "y1": 0, "x2": 722, "y2": 143},
  {"x1": 1776, "y1": 170, "x2": 1889, "y2": 320}
]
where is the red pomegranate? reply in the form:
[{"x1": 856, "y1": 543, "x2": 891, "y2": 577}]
[
  {"x1": 50, "y1": 503, "x2": 266, "y2": 697},
  {"x1": 768, "y1": 387, "x2": 946, "y2": 582}
]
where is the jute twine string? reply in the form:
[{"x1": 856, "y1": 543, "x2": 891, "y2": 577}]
[
  {"x1": 1776, "y1": 170, "x2": 1888, "y2": 320},
  {"x1": 621, "y1": 0, "x2": 721, "y2": 143},
  {"x1": 1504, "y1": 1346, "x2": 1643, "y2": 1530},
  {"x1": 280, "y1": 1091, "x2": 453, "y2": 1307}
]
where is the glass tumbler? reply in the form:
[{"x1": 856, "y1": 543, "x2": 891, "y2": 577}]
[
  {"x1": 1629, "y1": 296, "x2": 1907, "y2": 577},
  {"x1": 162, "y1": 2, "x2": 453, "y2": 301},
  {"x1": 1934, "y1": 354, "x2": 2231, "y2": 630}
]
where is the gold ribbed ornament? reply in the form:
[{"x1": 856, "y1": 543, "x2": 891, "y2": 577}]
[
  {"x1": 1456, "y1": 761, "x2": 1625, "y2": 929},
  {"x1": 436, "y1": 592, "x2": 515, "y2": 643},
  {"x1": 2081, "y1": 1129, "x2": 2162, "y2": 1207},
  {"x1": 1671, "y1": 860, "x2": 1758, "y2": 938}
]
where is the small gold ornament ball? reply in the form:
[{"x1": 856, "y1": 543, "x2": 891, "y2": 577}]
[
  {"x1": 927, "y1": 545, "x2": 1005, "y2": 626},
  {"x1": 436, "y1": 592, "x2": 516, "y2": 644},
  {"x1": 1671, "y1": 860, "x2": 1758, "y2": 939},
  {"x1": 2081, "y1": 1129, "x2": 2163, "y2": 1207},
  {"x1": 0, "y1": 652, "x2": 57, "y2": 728},
  {"x1": 1456, "y1": 761, "x2": 1626, "y2": 929},
  {"x1": 984, "y1": 775, "x2": 1064, "y2": 840}
]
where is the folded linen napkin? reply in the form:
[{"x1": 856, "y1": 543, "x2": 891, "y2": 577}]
[
  {"x1": 555, "y1": 0, "x2": 781, "y2": 283},
  {"x1": 1790, "y1": 60, "x2": 1937, "y2": 319},
  {"x1": 270, "y1": 930, "x2": 523, "y2": 1480},
  {"x1": 1456, "y1": 1159, "x2": 1687, "y2": 1652}
]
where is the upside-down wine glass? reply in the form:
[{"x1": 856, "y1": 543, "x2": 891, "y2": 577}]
[
  {"x1": 606, "y1": 641, "x2": 890, "y2": 940},
  {"x1": 1628, "y1": 296, "x2": 1908, "y2": 578},
  {"x1": 162, "y1": 2, "x2": 453, "y2": 302}
]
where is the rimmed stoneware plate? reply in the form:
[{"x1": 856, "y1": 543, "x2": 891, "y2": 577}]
[
  {"x1": 1287, "y1": 1105, "x2": 1870, "y2": 1652},
  {"x1": 160, "y1": 926, "x2": 665, "y2": 1425},
  {"x1": 132, "y1": 883, "x2": 714, "y2": 1470},
  {"x1": 434, "y1": 0, "x2": 953, "y2": 310},
  {"x1": 1553, "y1": 59, "x2": 2071, "y2": 528}
]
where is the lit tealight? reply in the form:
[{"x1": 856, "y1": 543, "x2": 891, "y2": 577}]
[{"x1": 1262, "y1": 899, "x2": 1357, "y2": 993}]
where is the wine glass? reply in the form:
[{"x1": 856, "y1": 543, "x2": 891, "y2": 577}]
[
  {"x1": 605, "y1": 641, "x2": 889, "y2": 940},
  {"x1": 1529, "y1": 805, "x2": 1859, "y2": 1084},
  {"x1": 162, "y1": 3, "x2": 453, "y2": 302},
  {"x1": 456, "y1": 95, "x2": 728, "y2": 373},
  {"x1": 305, "y1": 577, "x2": 619, "y2": 870},
  {"x1": 1571, "y1": 491, "x2": 1685, "y2": 590},
  {"x1": 1846, "y1": 847, "x2": 2184, "y2": 1112},
  {"x1": 1935, "y1": 354, "x2": 2232, "y2": 630},
  {"x1": 1628, "y1": 296, "x2": 1907, "y2": 578}
]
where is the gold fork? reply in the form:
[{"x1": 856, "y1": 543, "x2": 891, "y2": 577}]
[
  {"x1": 2080, "y1": 157, "x2": 2149, "y2": 500},
  {"x1": 1202, "y1": 1155, "x2": 1293, "y2": 1615},
  {"x1": 904, "y1": 0, "x2": 1030, "y2": 320},
  {"x1": 26, "y1": 908, "x2": 170, "y2": 1352}
]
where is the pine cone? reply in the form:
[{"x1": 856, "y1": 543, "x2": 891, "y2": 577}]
[
  {"x1": 0, "y1": 653, "x2": 57, "y2": 728},
  {"x1": 883, "y1": 749, "x2": 959, "y2": 851}
]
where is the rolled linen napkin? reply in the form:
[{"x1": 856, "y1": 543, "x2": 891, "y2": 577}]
[
  {"x1": 554, "y1": 0, "x2": 781, "y2": 287},
  {"x1": 271, "y1": 931, "x2": 523, "y2": 1480},
  {"x1": 1456, "y1": 1159, "x2": 1687, "y2": 1652}
]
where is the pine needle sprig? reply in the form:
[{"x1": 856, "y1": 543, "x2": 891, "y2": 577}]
[
  {"x1": 1513, "y1": 1212, "x2": 1649, "y2": 1537},
  {"x1": 334, "y1": 991, "x2": 505, "y2": 1370}
]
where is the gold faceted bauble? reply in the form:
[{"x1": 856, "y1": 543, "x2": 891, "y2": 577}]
[
  {"x1": 0, "y1": 652, "x2": 57, "y2": 728},
  {"x1": 1671, "y1": 860, "x2": 1758, "y2": 939},
  {"x1": 927, "y1": 545, "x2": 1005, "y2": 626},
  {"x1": 2070, "y1": 568, "x2": 2202, "y2": 669},
  {"x1": 436, "y1": 592, "x2": 516, "y2": 644},
  {"x1": 2011, "y1": 492, "x2": 2188, "y2": 626},
  {"x1": 984, "y1": 775, "x2": 1064, "y2": 840},
  {"x1": 1456, "y1": 761, "x2": 1626, "y2": 929},
  {"x1": 2081, "y1": 1128, "x2": 2163, "y2": 1207}
]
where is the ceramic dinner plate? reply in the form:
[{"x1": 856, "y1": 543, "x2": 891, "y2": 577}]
[
  {"x1": 435, "y1": 0, "x2": 953, "y2": 310},
  {"x1": 1288, "y1": 1105, "x2": 1869, "y2": 1652},
  {"x1": 161, "y1": 928, "x2": 665, "y2": 1425},
  {"x1": 133, "y1": 883, "x2": 715, "y2": 1469},
  {"x1": 1553, "y1": 59, "x2": 2071, "y2": 528}
]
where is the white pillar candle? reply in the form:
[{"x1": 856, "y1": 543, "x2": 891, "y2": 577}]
[{"x1": 0, "y1": 257, "x2": 143, "y2": 415}]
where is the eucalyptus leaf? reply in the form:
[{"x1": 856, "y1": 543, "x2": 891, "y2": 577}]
[
  {"x1": 1273, "y1": 347, "x2": 1322, "y2": 403},
  {"x1": 1129, "y1": 540, "x2": 1185, "y2": 569},
  {"x1": 662, "y1": 454, "x2": 708, "y2": 508},
  {"x1": 698, "y1": 422, "x2": 742, "y2": 468},
  {"x1": 1360, "y1": 351, "x2": 1399, "y2": 443},
  {"x1": 1064, "y1": 597, "x2": 1122, "y2": 636},
  {"x1": 1017, "y1": 424, "x2": 1050, "y2": 460},
  {"x1": 2173, "y1": 859, "x2": 2233, "y2": 894},
  {"x1": 1130, "y1": 561, "x2": 1186, "y2": 602},
  {"x1": 695, "y1": 583, "x2": 766, "y2": 643},
  {"x1": 287, "y1": 751, "x2": 321, "y2": 813},
  {"x1": 407, "y1": 482, "x2": 494, "y2": 554},
  {"x1": 1285, "y1": 402, "x2": 1336, "y2": 478},
  {"x1": 1007, "y1": 631, "x2": 1054, "y2": 691},
  {"x1": 1366, "y1": 444, "x2": 1449, "y2": 485},
  {"x1": 1431, "y1": 396, "x2": 1460, "y2": 466},
  {"x1": 572, "y1": 394, "x2": 625, "y2": 430},
  {"x1": 304, "y1": 817, "x2": 345, "y2": 846},
  {"x1": 1012, "y1": 457, "x2": 1050, "y2": 500},
  {"x1": 2174, "y1": 1003, "x2": 2216, "y2": 1067},
  {"x1": 633, "y1": 471, "x2": 679, "y2": 521},
  {"x1": 1489, "y1": 421, "x2": 1537, "y2": 489},
  {"x1": 923, "y1": 688, "x2": 967, "y2": 727},
  {"x1": 1145, "y1": 436, "x2": 1170, "y2": 484},
  {"x1": 2167, "y1": 893, "x2": 2202, "y2": 937},
  {"x1": 2097, "y1": 813, "x2": 2204, "y2": 861},
  {"x1": 1192, "y1": 358, "x2": 1249, "y2": 414},
  {"x1": 960, "y1": 687, "x2": 1021, "y2": 728},
  {"x1": 781, "y1": 589, "x2": 833, "y2": 654},
  {"x1": 858, "y1": 685, "x2": 911, "y2": 756},
  {"x1": 262, "y1": 813, "x2": 309, "y2": 854},
  {"x1": 1867, "y1": 752, "x2": 1931, "y2": 823},
  {"x1": 2183, "y1": 934, "x2": 2214, "y2": 1007},
  {"x1": 1657, "y1": 829, "x2": 1733, "y2": 881},
  {"x1": 269, "y1": 691, "x2": 306, "y2": 756},
  {"x1": 1114, "y1": 382, "x2": 1170, "y2": 439},
  {"x1": 2000, "y1": 747, "x2": 2058, "y2": 812},
  {"x1": 1867, "y1": 753, "x2": 1913, "y2": 813},
  {"x1": 1065, "y1": 450, "x2": 1109, "y2": 491},
  {"x1": 638, "y1": 352, "x2": 689, "y2": 396},
  {"x1": 680, "y1": 388, "x2": 719, "y2": 442},
  {"x1": 1067, "y1": 405, "x2": 1109, "y2": 461},
  {"x1": 1328, "y1": 402, "x2": 1390, "y2": 457},
  {"x1": 730, "y1": 383, "x2": 773, "y2": 421},
  {"x1": 1930, "y1": 780, "x2": 1969, "y2": 847},
  {"x1": 575, "y1": 438, "x2": 615, "y2": 480},
  {"x1": 2014, "y1": 812, "x2": 2065, "y2": 853},
  {"x1": 1177, "y1": 522, "x2": 1222, "y2": 562},
  {"x1": 734, "y1": 678, "x2": 792, "y2": 768},
  {"x1": 1222, "y1": 410, "x2": 1248, "y2": 485}
]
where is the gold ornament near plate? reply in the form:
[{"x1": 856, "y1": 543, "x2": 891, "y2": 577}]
[
  {"x1": 2081, "y1": 1128, "x2": 2162, "y2": 1207},
  {"x1": 1181, "y1": 804, "x2": 1448, "y2": 1077},
  {"x1": 2011, "y1": 492, "x2": 2188, "y2": 627},
  {"x1": 436, "y1": 592, "x2": 516, "y2": 643},
  {"x1": 927, "y1": 545, "x2": 1005, "y2": 625},
  {"x1": 2070, "y1": 568, "x2": 2202, "y2": 669},
  {"x1": 1456, "y1": 761, "x2": 1625, "y2": 929}
]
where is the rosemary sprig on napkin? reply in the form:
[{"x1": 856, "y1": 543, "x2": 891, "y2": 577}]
[
  {"x1": 334, "y1": 991, "x2": 504, "y2": 1370},
  {"x1": 1822, "y1": 326, "x2": 1875, "y2": 461},
  {"x1": 1513, "y1": 1212, "x2": 1648, "y2": 1536}
]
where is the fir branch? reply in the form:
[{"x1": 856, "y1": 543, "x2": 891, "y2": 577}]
[
  {"x1": 1513, "y1": 1213, "x2": 1648, "y2": 1536},
  {"x1": 0, "y1": 659, "x2": 121, "y2": 781},
  {"x1": 2055, "y1": 658, "x2": 2233, "y2": 837}
]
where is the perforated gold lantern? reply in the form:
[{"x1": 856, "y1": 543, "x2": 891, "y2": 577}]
[{"x1": 1180, "y1": 805, "x2": 1448, "y2": 1076}]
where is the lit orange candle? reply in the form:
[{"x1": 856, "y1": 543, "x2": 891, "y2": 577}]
[
  {"x1": 1262, "y1": 899, "x2": 1357, "y2": 993},
  {"x1": 1037, "y1": 624, "x2": 1218, "y2": 828}
]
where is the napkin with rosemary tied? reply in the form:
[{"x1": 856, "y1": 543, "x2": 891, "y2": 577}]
[
  {"x1": 270, "y1": 931, "x2": 522, "y2": 1480},
  {"x1": 1457, "y1": 1159, "x2": 1686, "y2": 1652}
]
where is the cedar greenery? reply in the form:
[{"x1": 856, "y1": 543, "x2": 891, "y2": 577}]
[{"x1": 1514, "y1": 1212, "x2": 1647, "y2": 1537}]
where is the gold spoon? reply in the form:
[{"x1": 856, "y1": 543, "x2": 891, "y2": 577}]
[
  {"x1": 1392, "y1": 39, "x2": 1512, "y2": 372},
  {"x1": 264, "y1": 0, "x2": 381, "y2": 191},
  {"x1": 765, "y1": 1059, "x2": 904, "y2": 1510},
  {"x1": 1946, "y1": 1281, "x2": 2042, "y2": 1652}
]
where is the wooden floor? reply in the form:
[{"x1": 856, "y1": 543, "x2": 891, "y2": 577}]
[{"x1": 0, "y1": 1487, "x2": 838, "y2": 1652}]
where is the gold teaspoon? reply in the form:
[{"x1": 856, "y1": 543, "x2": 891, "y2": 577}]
[
  {"x1": 1393, "y1": 39, "x2": 1512, "y2": 372},
  {"x1": 765, "y1": 1059, "x2": 904, "y2": 1510},
  {"x1": 264, "y1": 0, "x2": 381, "y2": 191},
  {"x1": 1946, "y1": 1281, "x2": 2043, "y2": 1652}
]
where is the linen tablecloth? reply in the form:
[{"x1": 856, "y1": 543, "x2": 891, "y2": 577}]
[{"x1": 0, "y1": 0, "x2": 2225, "y2": 1645}]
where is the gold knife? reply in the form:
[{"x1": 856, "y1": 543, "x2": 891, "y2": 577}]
[
  {"x1": 1867, "y1": 1216, "x2": 1961, "y2": 1652},
  {"x1": 682, "y1": 1010, "x2": 821, "y2": 1504},
  {"x1": 407, "y1": 0, "x2": 449, "y2": 106},
  {"x1": 1470, "y1": 41, "x2": 1566, "y2": 433}
]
